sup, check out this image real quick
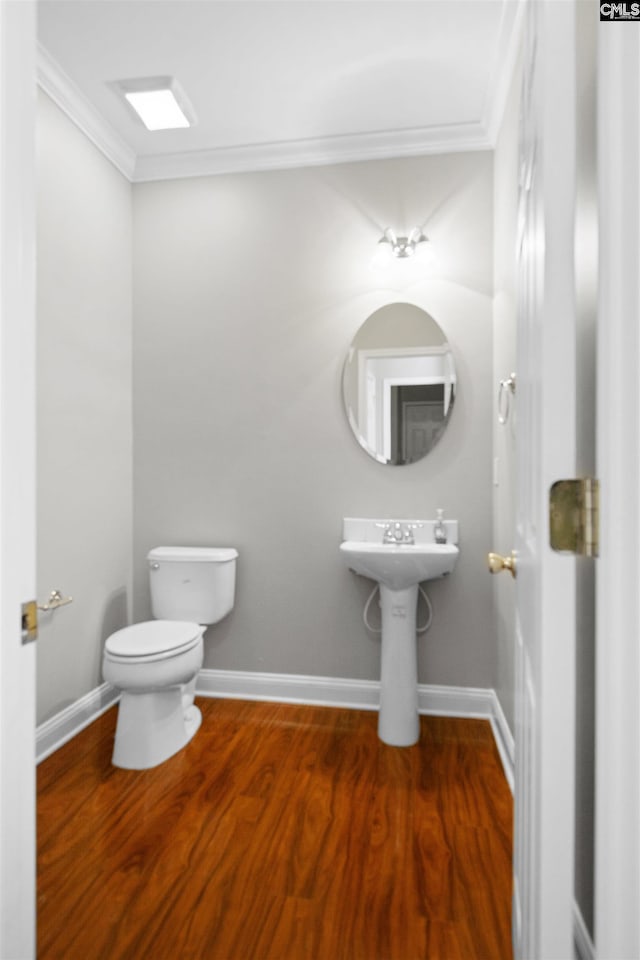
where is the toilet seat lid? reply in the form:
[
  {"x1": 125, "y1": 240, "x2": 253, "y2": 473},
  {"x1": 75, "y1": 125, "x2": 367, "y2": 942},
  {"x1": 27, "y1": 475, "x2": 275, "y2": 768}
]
[{"x1": 105, "y1": 621, "x2": 203, "y2": 658}]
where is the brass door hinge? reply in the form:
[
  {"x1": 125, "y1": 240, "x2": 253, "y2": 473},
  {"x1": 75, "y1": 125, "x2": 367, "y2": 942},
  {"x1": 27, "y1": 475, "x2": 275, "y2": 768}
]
[
  {"x1": 21, "y1": 600, "x2": 38, "y2": 644},
  {"x1": 549, "y1": 478, "x2": 599, "y2": 557}
]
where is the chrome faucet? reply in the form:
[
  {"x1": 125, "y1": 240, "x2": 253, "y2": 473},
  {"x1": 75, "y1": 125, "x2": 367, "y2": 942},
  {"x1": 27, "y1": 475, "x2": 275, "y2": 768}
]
[{"x1": 378, "y1": 522, "x2": 415, "y2": 545}]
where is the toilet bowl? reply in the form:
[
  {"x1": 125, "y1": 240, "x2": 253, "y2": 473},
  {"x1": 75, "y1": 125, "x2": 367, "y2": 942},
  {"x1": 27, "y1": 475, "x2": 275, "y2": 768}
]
[
  {"x1": 103, "y1": 546, "x2": 237, "y2": 770},
  {"x1": 103, "y1": 621, "x2": 204, "y2": 769}
]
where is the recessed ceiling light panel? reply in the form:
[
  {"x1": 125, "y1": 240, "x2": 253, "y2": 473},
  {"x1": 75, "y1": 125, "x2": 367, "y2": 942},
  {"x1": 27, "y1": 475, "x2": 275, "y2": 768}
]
[{"x1": 115, "y1": 76, "x2": 197, "y2": 131}]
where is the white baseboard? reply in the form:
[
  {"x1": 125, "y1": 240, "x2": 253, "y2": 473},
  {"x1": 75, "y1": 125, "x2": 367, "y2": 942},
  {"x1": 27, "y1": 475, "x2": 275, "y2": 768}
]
[
  {"x1": 488, "y1": 688, "x2": 516, "y2": 794},
  {"x1": 35, "y1": 669, "x2": 516, "y2": 793},
  {"x1": 196, "y1": 668, "x2": 381, "y2": 711},
  {"x1": 196, "y1": 668, "x2": 515, "y2": 788},
  {"x1": 36, "y1": 682, "x2": 120, "y2": 764}
]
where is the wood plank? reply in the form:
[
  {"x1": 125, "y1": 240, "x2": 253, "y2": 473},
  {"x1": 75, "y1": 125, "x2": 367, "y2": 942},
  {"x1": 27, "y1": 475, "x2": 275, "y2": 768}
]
[{"x1": 38, "y1": 699, "x2": 513, "y2": 959}]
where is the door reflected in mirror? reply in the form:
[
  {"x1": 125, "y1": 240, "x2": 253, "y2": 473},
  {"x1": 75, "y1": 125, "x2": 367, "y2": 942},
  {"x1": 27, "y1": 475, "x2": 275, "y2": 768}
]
[{"x1": 342, "y1": 303, "x2": 456, "y2": 465}]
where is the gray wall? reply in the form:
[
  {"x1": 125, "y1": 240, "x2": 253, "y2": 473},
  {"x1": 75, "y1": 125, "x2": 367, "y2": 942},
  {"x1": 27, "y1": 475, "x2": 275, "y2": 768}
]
[
  {"x1": 132, "y1": 153, "x2": 496, "y2": 688},
  {"x1": 35, "y1": 94, "x2": 498, "y2": 715},
  {"x1": 36, "y1": 92, "x2": 133, "y2": 724}
]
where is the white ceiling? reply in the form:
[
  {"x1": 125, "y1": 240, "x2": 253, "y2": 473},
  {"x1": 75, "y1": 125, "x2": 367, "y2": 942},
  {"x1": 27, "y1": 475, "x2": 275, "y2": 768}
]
[{"x1": 37, "y1": 0, "x2": 522, "y2": 182}]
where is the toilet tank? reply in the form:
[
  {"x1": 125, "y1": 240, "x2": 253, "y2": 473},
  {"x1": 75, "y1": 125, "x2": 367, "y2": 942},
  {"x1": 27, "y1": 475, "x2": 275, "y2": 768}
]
[{"x1": 148, "y1": 546, "x2": 238, "y2": 625}]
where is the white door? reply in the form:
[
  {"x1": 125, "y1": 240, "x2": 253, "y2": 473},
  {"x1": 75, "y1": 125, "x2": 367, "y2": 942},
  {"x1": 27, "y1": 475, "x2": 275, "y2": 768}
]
[
  {"x1": 0, "y1": 2, "x2": 37, "y2": 958},
  {"x1": 513, "y1": 2, "x2": 578, "y2": 956}
]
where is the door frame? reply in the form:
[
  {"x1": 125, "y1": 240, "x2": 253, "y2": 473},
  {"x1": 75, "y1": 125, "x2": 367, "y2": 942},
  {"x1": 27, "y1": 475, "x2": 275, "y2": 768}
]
[
  {"x1": 595, "y1": 23, "x2": 640, "y2": 960},
  {"x1": 1, "y1": 5, "x2": 638, "y2": 959},
  {"x1": 0, "y1": 1, "x2": 37, "y2": 957}
]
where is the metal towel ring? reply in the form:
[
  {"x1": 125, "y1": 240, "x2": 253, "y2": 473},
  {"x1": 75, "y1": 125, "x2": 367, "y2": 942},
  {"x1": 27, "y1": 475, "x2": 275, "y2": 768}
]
[{"x1": 498, "y1": 373, "x2": 516, "y2": 425}]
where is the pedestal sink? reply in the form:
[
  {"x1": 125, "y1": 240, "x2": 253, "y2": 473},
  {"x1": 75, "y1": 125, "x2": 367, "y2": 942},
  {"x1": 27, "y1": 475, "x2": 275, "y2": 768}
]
[{"x1": 340, "y1": 518, "x2": 459, "y2": 747}]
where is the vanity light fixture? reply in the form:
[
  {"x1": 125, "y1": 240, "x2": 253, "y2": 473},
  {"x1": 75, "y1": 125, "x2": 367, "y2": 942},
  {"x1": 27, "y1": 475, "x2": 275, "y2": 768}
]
[
  {"x1": 374, "y1": 228, "x2": 431, "y2": 266},
  {"x1": 117, "y1": 76, "x2": 196, "y2": 131}
]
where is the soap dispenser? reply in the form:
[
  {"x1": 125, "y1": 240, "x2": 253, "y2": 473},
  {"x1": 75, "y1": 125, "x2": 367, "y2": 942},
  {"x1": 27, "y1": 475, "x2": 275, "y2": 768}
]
[{"x1": 434, "y1": 509, "x2": 447, "y2": 544}]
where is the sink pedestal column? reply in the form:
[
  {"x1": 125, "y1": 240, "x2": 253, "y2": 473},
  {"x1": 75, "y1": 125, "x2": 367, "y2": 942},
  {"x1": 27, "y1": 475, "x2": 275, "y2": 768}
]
[{"x1": 378, "y1": 583, "x2": 420, "y2": 746}]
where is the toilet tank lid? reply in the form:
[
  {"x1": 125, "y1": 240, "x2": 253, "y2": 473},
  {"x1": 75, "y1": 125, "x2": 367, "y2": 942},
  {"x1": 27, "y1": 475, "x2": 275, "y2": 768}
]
[{"x1": 148, "y1": 546, "x2": 238, "y2": 563}]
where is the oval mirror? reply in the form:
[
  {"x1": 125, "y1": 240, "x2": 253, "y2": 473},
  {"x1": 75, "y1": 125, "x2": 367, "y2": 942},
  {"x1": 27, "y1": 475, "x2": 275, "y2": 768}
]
[{"x1": 342, "y1": 303, "x2": 456, "y2": 465}]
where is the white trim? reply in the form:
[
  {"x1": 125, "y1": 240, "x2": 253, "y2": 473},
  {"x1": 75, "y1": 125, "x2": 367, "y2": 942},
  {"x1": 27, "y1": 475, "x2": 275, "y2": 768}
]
[
  {"x1": 34, "y1": 672, "x2": 515, "y2": 785},
  {"x1": 595, "y1": 22, "x2": 640, "y2": 960},
  {"x1": 37, "y1": 44, "x2": 136, "y2": 181},
  {"x1": 573, "y1": 902, "x2": 595, "y2": 960},
  {"x1": 131, "y1": 123, "x2": 492, "y2": 183},
  {"x1": 195, "y1": 669, "x2": 514, "y2": 786},
  {"x1": 35, "y1": 673, "x2": 514, "y2": 786},
  {"x1": 36, "y1": 683, "x2": 120, "y2": 764},
  {"x1": 0, "y1": 2, "x2": 37, "y2": 956},
  {"x1": 488, "y1": 688, "x2": 515, "y2": 794},
  {"x1": 197, "y1": 669, "x2": 380, "y2": 711}
]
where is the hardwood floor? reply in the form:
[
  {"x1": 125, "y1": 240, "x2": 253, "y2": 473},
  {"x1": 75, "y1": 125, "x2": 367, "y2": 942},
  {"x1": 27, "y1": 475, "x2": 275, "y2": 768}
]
[{"x1": 38, "y1": 699, "x2": 513, "y2": 960}]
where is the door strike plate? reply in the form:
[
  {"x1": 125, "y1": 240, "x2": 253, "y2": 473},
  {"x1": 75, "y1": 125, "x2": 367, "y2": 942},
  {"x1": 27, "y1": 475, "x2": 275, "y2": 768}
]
[
  {"x1": 549, "y1": 478, "x2": 599, "y2": 557},
  {"x1": 21, "y1": 600, "x2": 38, "y2": 644}
]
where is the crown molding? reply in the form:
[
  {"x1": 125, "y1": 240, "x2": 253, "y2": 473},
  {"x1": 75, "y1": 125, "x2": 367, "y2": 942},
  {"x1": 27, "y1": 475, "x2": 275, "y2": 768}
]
[
  {"x1": 37, "y1": 44, "x2": 136, "y2": 181},
  {"x1": 132, "y1": 121, "x2": 493, "y2": 182},
  {"x1": 37, "y1": 12, "x2": 524, "y2": 186}
]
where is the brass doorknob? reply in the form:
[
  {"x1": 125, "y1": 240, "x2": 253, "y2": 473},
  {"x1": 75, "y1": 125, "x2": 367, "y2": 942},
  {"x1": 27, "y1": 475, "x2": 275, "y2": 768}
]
[{"x1": 487, "y1": 551, "x2": 517, "y2": 578}]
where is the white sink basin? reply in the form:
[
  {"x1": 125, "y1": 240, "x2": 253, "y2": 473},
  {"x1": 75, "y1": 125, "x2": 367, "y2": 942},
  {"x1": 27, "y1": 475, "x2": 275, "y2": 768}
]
[{"x1": 339, "y1": 540, "x2": 458, "y2": 591}]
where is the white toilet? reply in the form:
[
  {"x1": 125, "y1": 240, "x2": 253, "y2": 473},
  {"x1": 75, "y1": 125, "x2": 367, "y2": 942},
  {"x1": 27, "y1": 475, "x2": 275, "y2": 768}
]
[{"x1": 103, "y1": 545, "x2": 238, "y2": 770}]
